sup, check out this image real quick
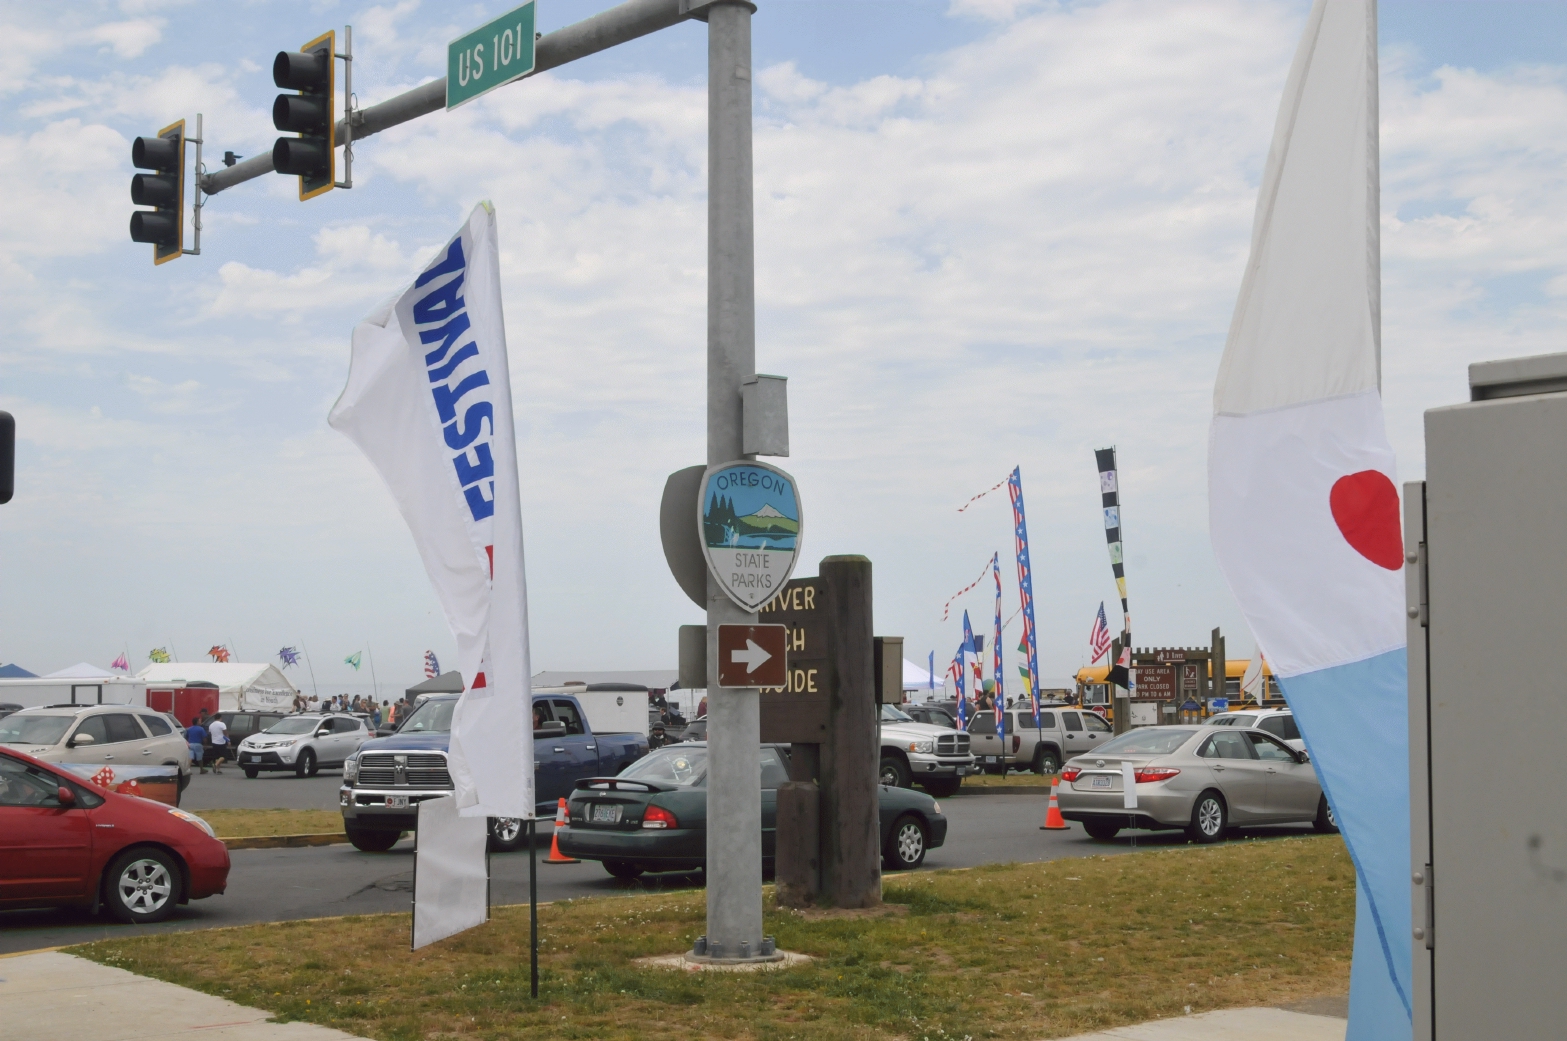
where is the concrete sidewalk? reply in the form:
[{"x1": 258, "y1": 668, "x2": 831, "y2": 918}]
[
  {"x1": 0, "y1": 949, "x2": 1347, "y2": 1041},
  {"x1": 0, "y1": 951, "x2": 368, "y2": 1041},
  {"x1": 1054, "y1": 1007, "x2": 1346, "y2": 1040}
]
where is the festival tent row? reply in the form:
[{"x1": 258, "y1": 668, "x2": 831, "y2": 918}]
[
  {"x1": 0, "y1": 662, "x2": 146, "y2": 709},
  {"x1": 137, "y1": 662, "x2": 299, "y2": 712}
]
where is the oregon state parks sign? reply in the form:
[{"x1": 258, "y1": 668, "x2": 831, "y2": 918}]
[{"x1": 699, "y1": 461, "x2": 803, "y2": 612}]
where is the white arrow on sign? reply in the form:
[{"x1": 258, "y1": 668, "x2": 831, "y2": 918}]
[{"x1": 730, "y1": 638, "x2": 773, "y2": 674}]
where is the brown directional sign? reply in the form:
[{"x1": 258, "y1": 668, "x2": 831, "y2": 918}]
[
  {"x1": 756, "y1": 577, "x2": 829, "y2": 742},
  {"x1": 716, "y1": 624, "x2": 788, "y2": 688}
]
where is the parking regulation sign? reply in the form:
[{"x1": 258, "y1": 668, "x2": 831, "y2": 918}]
[
  {"x1": 698, "y1": 460, "x2": 803, "y2": 612},
  {"x1": 717, "y1": 624, "x2": 788, "y2": 688}
]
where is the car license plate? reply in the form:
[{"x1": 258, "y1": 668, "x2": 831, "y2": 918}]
[
  {"x1": 387, "y1": 795, "x2": 410, "y2": 809},
  {"x1": 246, "y1": 755, "x2": 261, "y2": 763},
  {"x1": 1091, "y1": 775, "x2": 1113, "y2": 789},
  {"x1": 592, "y1": 803, "x2": 622, "y2": 824},
  {"x1": 982, "y1": 755, "x2": 998, "y2": 764}
]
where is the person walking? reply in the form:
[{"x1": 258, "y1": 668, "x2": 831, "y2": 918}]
[
  {"x1": 185, "y1": 716, "x2": 209, "y2": 774},
  {"x1": 206, "y1": 713, "x2": 230, "y2": 774}
]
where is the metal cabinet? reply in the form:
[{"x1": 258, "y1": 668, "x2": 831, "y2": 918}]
[{"x1": 1407, "y1": 352, "x2": 1567, "y2": 1040}]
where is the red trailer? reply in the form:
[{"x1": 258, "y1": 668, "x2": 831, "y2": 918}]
[{"x1": 145, "y1": 682, "x2": 220, "y2": 726}]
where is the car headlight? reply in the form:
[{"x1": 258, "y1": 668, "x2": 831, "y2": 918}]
[
  {"x1": 907, "y1": 740, "x2": 933, "y2": 754},
  {"x1": 169, "y1": 808, "x2": 216, "y2": 839},
  {"x1": 344, "y1": 757, "x2": 358, "y2": 782}
]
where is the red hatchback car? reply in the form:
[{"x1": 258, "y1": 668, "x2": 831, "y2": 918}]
[{"x1": 0, "y1": 747, "x2": 229, "y2": 923}]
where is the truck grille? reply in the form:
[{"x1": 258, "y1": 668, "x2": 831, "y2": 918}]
[
  {"x1": 356, "y1": 752, "x2": 453, "y2": 789},
  {"x1": 936, "y1": 733, "x2": 970, "y2": 756}
]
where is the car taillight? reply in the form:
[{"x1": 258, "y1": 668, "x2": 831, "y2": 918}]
[
  {"x1": 1060, "y1": 767, "x2": 1081, "y2": 782},
  {"x1": 1012, "y1": 735, "x2": 1020, "y2": 753},
  {"x1": 642, "y1": 805, "x2": 678, "y2": 830},
  {"x1": 1133, "y1": 767, "x2": 1181, "y2": 783}
]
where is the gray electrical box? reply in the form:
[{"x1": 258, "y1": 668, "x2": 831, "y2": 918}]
[
  {"x1": 1408, "y1": 351, "x2": 1567, "y2": 1040},
  {"x1": 741, "y1": 374, "x2": 789, "y2": 457}
]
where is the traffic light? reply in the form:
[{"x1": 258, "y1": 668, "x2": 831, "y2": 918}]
[
  {"x1": 129, "y1": 120, "x2": 185, "y2": 264},
  {"x1": 272, "y1": 31, "x2": 336, "y2": 200}
]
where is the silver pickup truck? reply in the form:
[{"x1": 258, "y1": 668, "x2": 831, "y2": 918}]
[{"x1": 967, "y1": 705, "x2": 1114, "y2": 775}]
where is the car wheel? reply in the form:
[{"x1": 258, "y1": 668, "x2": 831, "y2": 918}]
[
  {"x1": 296, "y1": 749, "x2": 317, "y2": 778},
  {"x1": 1313, "y1": 795, "x2": 1339, "y2": 834},
  {"x1": 104, "y1": 848, "x2": 180, "y2": 924},
  {"x1": 878, "y1": 755, "x2": 912, "y2": 789},
  {"x1": 1033, "y1": 748, "x2": 1061, "y2": 775},
  {"x1": 243, "y1": 767, "x2": 259, "y2": 779},
  {"x1": 346, "y1": 826, "x2": 402, "y2": 852},
  {"x1": 1083, "y1": 819, "x2": 1121, "y2": 841},
  {"x1": 489, "y1": 817, "x2": 527, "y2": 853},
  {"x1": 919, "y1": 777, "x2": 961, "y2": 798},
  {"x1": 883, "y1": 814, "x2": 928, "y2": 871},
  {"x1": 604, "y1": 860, "x2": 645, "y2": 880},
  {"x1": 1188, "y1": 791, "x2": 1227, "y2": 844}
]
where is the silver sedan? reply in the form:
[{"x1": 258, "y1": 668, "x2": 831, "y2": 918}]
[{"x1": 1055, "y1": 725, "x2": 1337, "y2": 843}]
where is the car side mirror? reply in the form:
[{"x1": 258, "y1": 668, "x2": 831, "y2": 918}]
[
  {"x1": 55, "y1": 786, "x2": 76, "y2": 807},
  {"x1": 534, "y1": 720, "x2": 567, "y2": 738},
  {"x1": 69, "y1": 732, "x2": 95, "y2": 747},
  {"x1": 1296, "y1": 749, "x2": 1310, "y2": 763}
]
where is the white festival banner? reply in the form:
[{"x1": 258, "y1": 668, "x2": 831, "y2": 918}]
[{"x1": 330, "y1": 201, "x2": 533, "y2": 821}]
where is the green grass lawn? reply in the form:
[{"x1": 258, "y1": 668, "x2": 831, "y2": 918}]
[
  {"x1": 71, "y1": 834, "x2": 1353, "y2": 1041},
  {"x1": 191, "y1": 808, "x2": 344, "y2": 838}
]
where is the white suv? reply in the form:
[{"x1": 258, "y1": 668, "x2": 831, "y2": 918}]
[
  {"x1": 0, "y1": 704, "x2": 192, "y2": 791},
  {"x1": 1205, "y1": 707, "x2": 1303, "y2": 750},
  {"x1": 237, "y1": 713, "x2": 369, "y2": 777}
]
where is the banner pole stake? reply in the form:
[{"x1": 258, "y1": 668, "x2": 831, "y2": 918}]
[{"x1": 529, "y1": 818, "x2": 539, "y2": 998}]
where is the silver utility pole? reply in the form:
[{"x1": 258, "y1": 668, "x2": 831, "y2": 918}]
[{"x1": 704, "y1": 0, "x2": 762, "y2": 959}]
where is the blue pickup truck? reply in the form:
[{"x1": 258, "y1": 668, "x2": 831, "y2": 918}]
[{"x1": 338, "y1": 692, "x2": 649, "y2": 852}]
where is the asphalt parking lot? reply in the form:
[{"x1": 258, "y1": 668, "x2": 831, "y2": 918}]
[{"x1": 0, "y1": 784, "x2": 1319, "y2": 954}]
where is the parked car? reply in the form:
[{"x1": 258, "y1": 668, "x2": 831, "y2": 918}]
[
  {"x1": 1204, "y1": 708, "x2": 1303, "y2": 749},
  {"x1": 1056, "y1": 725, "x2": 1336, "y2": 843},
  {"x1": 968, "y1": 704, "x2": 1113, "y2": 775},
  {"x1": 206, "y1": 710, "x2": 289, "y2": 747},
  {"x1": 235, "y1": 713, "x2": 370, "y2": 778},
  {"x1": 339, "y1": 692, "x2": 650, "y2": 853},
  {"x1": 878, "y1": 703, "x2": 975, "y2": 797},
  {"x1": 0, "y1": 703, "x2": 22, "y2": 721},
  {"x1": 0, "y1": 746, "x2": 229, "y2": 923},
  {"x1": 557, "y1": 741, "x2": 948, "y2": 877},
  {"x1": 678, "y1": 715, "x2": 707, "y2": 742},
  {"x1": 0, "y1": 704, "x2": 192, "y2": 795},
  {"x1": 903, "y1": 704, "x2": 957, "y2": 728}
]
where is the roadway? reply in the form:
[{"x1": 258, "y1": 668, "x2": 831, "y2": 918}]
[{"x1": 0, "y1": 774, "x2": 1320, "y2": 954}]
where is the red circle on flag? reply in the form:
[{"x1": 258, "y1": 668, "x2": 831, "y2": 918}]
[{"x1": 1329, "y1": 470, "x2": 1403, "y2": 570}]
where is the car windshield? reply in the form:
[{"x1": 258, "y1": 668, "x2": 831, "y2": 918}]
[
  {"x1": 619, "y1": 747, "x2": 708, "y2": 786},
  {"x1": 265, "y1": 717, "x2": 323, "y2": 735},
  {"x1": 1091, "y1": 728, "x2": 1199, "y2": 756},
  {"x1": 880, "y1": 705, "x2": 913, "y2": 722},
  {"x1": 399, "y1": 699, "x2": 456, "y2": 733},
  {"x1": 0, "y1": 714, "x2": 74, "y2": 745}
]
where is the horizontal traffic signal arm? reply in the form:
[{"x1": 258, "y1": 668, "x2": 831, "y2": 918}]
[{"x1": 201, "y1": 0, "x2": 708, "y2": 197}]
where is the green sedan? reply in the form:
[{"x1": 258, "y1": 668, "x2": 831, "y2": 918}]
[{"x1": 556, "y1": 743, "x2": 949, "y2": 880}]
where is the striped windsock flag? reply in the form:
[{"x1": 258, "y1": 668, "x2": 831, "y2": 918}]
[{"x1": 1094, "y1": 448, "x2": 1128, "y2": 637}]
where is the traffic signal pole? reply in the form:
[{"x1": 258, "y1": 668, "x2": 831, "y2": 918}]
[{"x1": 199, "y1": 0, "x2": 697, "y2": 197}]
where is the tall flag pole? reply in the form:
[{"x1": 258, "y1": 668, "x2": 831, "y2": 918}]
[
  {"x1": 991, "y1": 552, "x2": 1005, "y2": 748},
  {"x1": 1006, "y1": 467, "x2": 1042, "y2": 726},
  {"x1": 1208, "y1": 3, "x2": 1410, "y2": 1037}
]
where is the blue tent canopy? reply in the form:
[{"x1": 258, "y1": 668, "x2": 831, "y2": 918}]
[{"x1": 0, "y1": 663, "x2": 37, "y2": 678}]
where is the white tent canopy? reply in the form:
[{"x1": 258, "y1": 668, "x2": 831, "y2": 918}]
[
  {"x1": 45, "y1": 662, "x2": 117, "y2": 679},
  {"x1": 136, "y1": 662, "x2": 299, "y2": 712},
  {"x1": 902, "y1": 657, "x2": 939, "y2": 692}
]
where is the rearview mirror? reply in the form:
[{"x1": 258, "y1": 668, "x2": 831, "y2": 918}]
[
  {"x1": 534, "y1": 720, "x2": 567, "y2": 738},
  {"x1": 69, "y1": 732, "x2": 95, "y2": 747}
]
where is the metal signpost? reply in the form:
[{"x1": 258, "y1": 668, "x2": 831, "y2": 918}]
[{"x1": 447, "y1": 2, "x2": 538, "y2": 110}]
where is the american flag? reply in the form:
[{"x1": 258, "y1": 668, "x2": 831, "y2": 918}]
[
  {"x1": 1088, "y1": 602, "x2": 1113, "y2": 664},
  {"x1": 424, "y1": 650, "x2": 440, "y2": 679}
]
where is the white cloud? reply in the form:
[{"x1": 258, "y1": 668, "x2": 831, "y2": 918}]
[{"x1": 90, "y1": 18, "x2": 164, "y2": 58}]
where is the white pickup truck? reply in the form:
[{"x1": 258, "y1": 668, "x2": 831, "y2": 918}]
[
  {"x1": 878, "y1": 704, "x2": 975, "y2": 797},
  {"x1": 967, "y1": 705, "x2": 1114, "y2": 775}
]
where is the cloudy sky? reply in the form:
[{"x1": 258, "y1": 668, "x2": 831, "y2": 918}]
[{"x1": 2, "y1": 0, "x2": 1564, "y2": 695}]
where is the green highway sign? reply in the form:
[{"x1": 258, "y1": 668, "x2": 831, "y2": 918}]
[{"x1": 447, "y1": 1, "x2": 537, "y2": 110}]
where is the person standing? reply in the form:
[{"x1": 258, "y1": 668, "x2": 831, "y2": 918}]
[
  {"x1": 206, "y1": 713, "x2": 229, "y2": 774},
  {"x1": 185, "y1": 716, "x2": 209, "y2": 774}
]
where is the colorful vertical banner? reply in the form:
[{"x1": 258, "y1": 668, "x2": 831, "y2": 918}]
[
  {"x1": 991, "y1": 552, "x2": 1005, "y2": 746},
  {"x1": 1094, "y1": 448, "x2": 1129, "y2": 636},
  {"x1": 927, "y1": 650, "x2": 935, "y2": 695},
  {"x1": 950, "y1": 649, "x2": 968, "y2": 729},
  {"x1": 1006, "y1": 467, "x2": 1042, "y2": 726}
]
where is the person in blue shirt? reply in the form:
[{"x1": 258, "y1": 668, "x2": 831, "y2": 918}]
[{"x1": 185, "y1": 718, "x2": 208, "y2": 774}]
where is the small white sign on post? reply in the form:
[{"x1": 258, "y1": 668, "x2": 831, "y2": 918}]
[
  {"x1": 412, "y1": 795, "x2": 489, "y2": 949},
  {"x1": 1121, "y1": 761, "x2": 1138, "y2": 810}
]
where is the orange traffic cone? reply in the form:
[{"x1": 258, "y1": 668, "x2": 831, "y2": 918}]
[
  {"x1": 544, "y1": 797, "x2": 580, "y2": 864},
  {"x1": 1040, "y1": 778, "x2": 1069, "y2": 830}
]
